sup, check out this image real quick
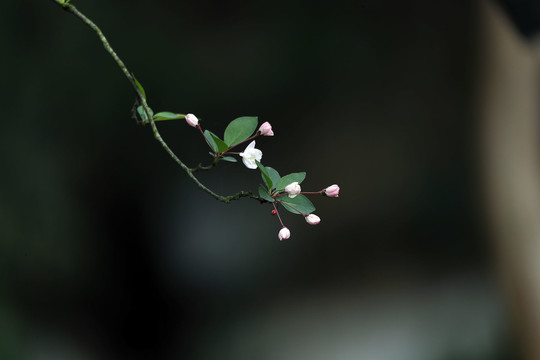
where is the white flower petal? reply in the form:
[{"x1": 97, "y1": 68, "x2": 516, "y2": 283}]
[
  {"x1": 253, "y1": 149, "x2": 262, "y2": 161},
  {"x1": 239, "y1": 141, "x2": 263, "y2": 169},
  {"x1": 285, "y1": 182, "x2": 301, "y2": 198},
  {"x1": 242, "y1": 157, "x2": 257, "y2": 169}
]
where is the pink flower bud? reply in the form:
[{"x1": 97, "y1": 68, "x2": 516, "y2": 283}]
[
  {"x1": 324, "y1": 184, "x2": 340, "y2": 197},
  {"x1": 278, "y1": 227, "x2": 291, "y2": 241},
  {"x1": 305, "y1": 214, "x2": 321, "y2": 225},
  {"x1": 258, "y1": 121, "x2": 274, "y2": 136},
  {"x1": 284, "y1": 182, "x2": 301, "y2": 198},
  {"x1": 185, "y1": 113, "x2": 199, "y2": 127}
]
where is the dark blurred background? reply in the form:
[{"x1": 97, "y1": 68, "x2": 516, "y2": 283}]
[{"x1": 1, "y1": 0, "x2": 540, "y2": 359}]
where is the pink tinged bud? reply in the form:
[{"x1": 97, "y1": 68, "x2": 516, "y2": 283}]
[
  {"x1": 258, "y1": 121, "x2": 274, "y2": 136},
  {"x1": 185, "y1": 113, "x2": 199, "y2": 127},
  {"x1": 305, "y1": 214, "x2": 321, "y2": 225},
  {"x1": 278, "y1": 227, "x2": 291, "y2": 241},
  {"x1": 284, "y1": 182, "x2": 301, "y2": 198},
  {"x1": 324, "y1": 184, "x2": 340, "y2": 197}
]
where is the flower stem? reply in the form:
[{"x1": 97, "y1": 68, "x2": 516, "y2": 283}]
[
  {"x1": 276, "y1": 200, "x2": 307, "y2": 217},
  {"x1": 272, "y1": 203, "x2": 286, "y2": 228},
  {"x1": 222, "y1": 133, "x2": 259, "y2": 155},
  {"x1": 274, "y1": 191, "x2": 323, "y2": 199}
]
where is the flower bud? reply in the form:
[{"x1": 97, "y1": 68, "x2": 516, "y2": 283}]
[
  {"x1": 185, "y1": 113, "x2": 199, "y2": 127},
  {"x1": 305, "y1": 214, "x2": 321, "y2": 225},
  {"x1": 284, "y1": 182, "x2": 301, "y2": 198},
  {"x1": 258, "y1": 121, "x2": 274, "y2": 136},
  {"x1": 278, "y1": 227, "x2": 290, "y2": 241},
  {"x1": 271, "y1": 209, "x2": 277, "y2": 216},
  {"x1": 323, "y1": 184, "x2": 340, "y2": 197}
]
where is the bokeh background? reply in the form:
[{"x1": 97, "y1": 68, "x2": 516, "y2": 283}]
[{"x1": 2, "y1": 0, "x2": 540, "y2": 359}]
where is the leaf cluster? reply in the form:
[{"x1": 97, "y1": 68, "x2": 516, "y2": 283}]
[{"x1": 256, "y1": 162, "x2": 315, "y2": 215}]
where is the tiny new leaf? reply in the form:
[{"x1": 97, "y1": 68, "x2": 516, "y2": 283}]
[
  {"x1": 223, "y1": 116, "x2": 258, "y2": 146},
  {"x1": 280, "y1": 194, "x2": 316, "y2": 215},
  {"x1": 258, "y1": 186, "x2": 275, "y2": 202},
  {"x1": 276, "y1": 172, "x2": 306, "y2": 191},
  {"x1": 137, "y1": 105, "x2": 154, "y2": 122},
  {"x1": 153, "y1": 112, "x2": 185, "y2": 121},
  {"x1": 221, "y1": 156, "x2": 237, "y2": 163},
  {"x1": 132, "y1": 73, "x2": 146, "y2": 99}
]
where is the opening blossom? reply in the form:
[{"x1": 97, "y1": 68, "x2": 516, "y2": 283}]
[
  {"x1": 185, "y1": 113, "x2": 199, "y2": 127},
  {"x1": 258, "y1": 122, "x2": 274, "y2": 136},
  {"x1": 284, "y1": 181, "x2": 301, "y2": 198},
  {"x1": 324, "y1": 184, "x2": 340, "y2": 197},
  {"x1": 278, "y1": 227, "x2": 291, "y2": 241},
  {"x1": 239, "y1": 140, "x2": 262, "y2": 169},
  {"x1": 305, "y1": 214, "x2": 321, "y2": 225}
]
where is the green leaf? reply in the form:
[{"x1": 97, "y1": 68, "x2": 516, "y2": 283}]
[
  {"x1": 153, "y1": 112, "x2": 185, "y2": 121},
  {"x1": 258, "y1": 186, "x2": 275, "y2": 202},
  {"x1": 221, "y1": 156, "x2": 237, "y2": 163},
  {"x1": 256, "y1": 161, "x2": 273, "y2": 189},
  {"x1": 265, "y1": 167, "x2": 281, "y2": 190},
  {"x1": 132, "y1": 73, "x2": 146, "y2": 99},
  {"x1": 208, "y1": 132, "x2": 229, "y2": 153},
  {"x1": 276, "y1": 172, "x2": 306, "y2": 191},
  {"x1": 137, "y1": 105, "x2": 154, "y2": 122},
  {"x1": 223, "y1": 116, "x2": 258, "y2": 146},
  {"x1": 204, "y1": 130, "x2": 218, "y2": 152},
  {"x1": 280, "y1": 194, "x2": 315, "y2": 215}
]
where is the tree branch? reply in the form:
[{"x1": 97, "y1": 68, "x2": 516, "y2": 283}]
[{"x1": 50, "y1": 0, "x2": 264, "y2": 204}]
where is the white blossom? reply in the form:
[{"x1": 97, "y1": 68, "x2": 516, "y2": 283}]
[{"x1": 239, "y1": 141, "x2": 262, "y2": 169}]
